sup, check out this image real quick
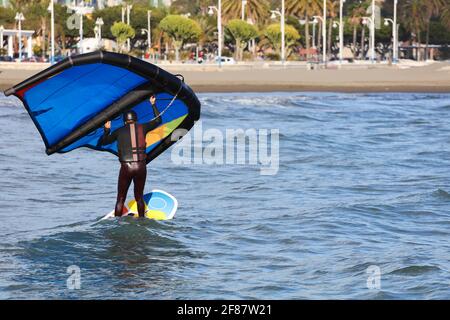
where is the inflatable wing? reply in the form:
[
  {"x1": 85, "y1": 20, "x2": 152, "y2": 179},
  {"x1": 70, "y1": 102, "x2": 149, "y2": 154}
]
[{"x1": 4, "y1": 51, "x2": 201, "y2": 163}]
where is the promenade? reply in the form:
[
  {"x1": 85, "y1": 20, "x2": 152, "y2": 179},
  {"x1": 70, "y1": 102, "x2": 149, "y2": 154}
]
[{"x1": 1, "y1": 60, "x2": 449, "y2": 93}]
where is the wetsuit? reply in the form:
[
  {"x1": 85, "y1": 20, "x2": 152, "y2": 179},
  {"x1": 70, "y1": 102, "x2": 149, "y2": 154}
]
[{"x1": 100, "y1": 104, "x2": 161, "y2": 217}]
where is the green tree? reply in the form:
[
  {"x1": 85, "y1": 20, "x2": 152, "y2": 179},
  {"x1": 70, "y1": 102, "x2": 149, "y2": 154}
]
[
  {"x1": 263, "y1": 23, "x2": 300, "y2": 58},
  {"x1": 159, "y1": 14, "x2": 201, "y2": 61},
  {"x1": 226, "y1": 19, "x2": 258, "y2": 60},
  {"x1": 347, "y1": 3, "x2": 366, "y2": 58},
  {"x1": 442, "y1": 1, "x2": 450, "y2": 30},
  {"x1": 26, "y1": 1, "x2": 51, "y2": 58},
  {"x1": 0, "y1": 6, "x2": 15, "y2": 27},
  {"x1": 197, "y1": 15, "x2": 217, "y2": 51},
  {"x1": 401, "y1": 0, "x2": 427, "y2": 46},
  {"x1": 111, "y1": 21, "x2": 135, "y2": 53},
  {"x1": 422, "y1": 0, "x2": 446, "y2": 59}
]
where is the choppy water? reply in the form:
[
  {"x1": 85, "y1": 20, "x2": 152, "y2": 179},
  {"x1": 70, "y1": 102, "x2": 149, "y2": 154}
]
[{"x1": 1, "y1": 92, "x2": 450, "y2": 299}]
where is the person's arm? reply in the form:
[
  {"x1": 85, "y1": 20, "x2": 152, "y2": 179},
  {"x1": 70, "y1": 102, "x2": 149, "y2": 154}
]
[
  {"x1": 143, "y1": 95, "x2": 162, "y2": 133},
  {"x1": 99, "y1": 121, "x2": 118, "y2": 145}
]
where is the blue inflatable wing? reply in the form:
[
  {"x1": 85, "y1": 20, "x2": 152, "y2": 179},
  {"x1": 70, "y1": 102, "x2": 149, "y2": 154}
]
[{"x1": 4, "y1": 51, "x2": 201, "y2": 163}]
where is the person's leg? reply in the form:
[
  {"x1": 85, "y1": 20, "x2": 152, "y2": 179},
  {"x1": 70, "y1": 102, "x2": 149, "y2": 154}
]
[
  {"x1": 132, "y1": 161, "x2": 147, "y2": 217},
  {"x1": 115, "y1": 163, "x2": 133, "y2": 217}
]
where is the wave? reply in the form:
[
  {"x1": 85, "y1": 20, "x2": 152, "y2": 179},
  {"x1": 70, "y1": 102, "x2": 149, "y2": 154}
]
[{"x1": 388, "y1": 265, "x2": 440, "y2": 276}]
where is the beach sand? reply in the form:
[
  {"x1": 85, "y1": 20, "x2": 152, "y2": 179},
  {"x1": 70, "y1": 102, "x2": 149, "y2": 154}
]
[{"x1": 1, "y1": 61, "x2": 449, "y2": 93}]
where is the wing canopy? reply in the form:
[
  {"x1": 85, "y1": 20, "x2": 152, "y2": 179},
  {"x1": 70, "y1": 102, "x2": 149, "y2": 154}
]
[{"x1": 4, "y1": 51, "x2": 201, "y2": 163}]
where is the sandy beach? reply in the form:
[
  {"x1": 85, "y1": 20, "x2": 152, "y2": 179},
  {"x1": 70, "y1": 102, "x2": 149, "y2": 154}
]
[{"x1": 1, "y1": 60, "x2": 449, "y2": 93}]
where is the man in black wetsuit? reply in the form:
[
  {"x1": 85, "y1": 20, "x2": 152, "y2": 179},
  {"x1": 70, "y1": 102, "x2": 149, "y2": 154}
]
[{"x1": 100, "y1": 95, "x2": 161, "y2": 217}]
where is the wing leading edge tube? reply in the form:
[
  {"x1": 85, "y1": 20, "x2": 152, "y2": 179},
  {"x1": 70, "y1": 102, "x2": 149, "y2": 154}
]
[{"x1": 4, "y1": 51, "x2": 201, "y2": 163}]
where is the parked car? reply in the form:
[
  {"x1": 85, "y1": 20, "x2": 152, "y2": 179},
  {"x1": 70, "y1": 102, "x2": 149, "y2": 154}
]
[
  {"x1": 215, "y1": 56, "x2": 236, "y2": 65},
  {"x1": 53, "y1": 55, "x2": 66, "y2": 62}
]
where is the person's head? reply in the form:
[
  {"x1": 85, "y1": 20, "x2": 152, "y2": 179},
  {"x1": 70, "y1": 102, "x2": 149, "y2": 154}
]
[{"x1": 123, "y1": 110, "x2": 137, "y2": 125}]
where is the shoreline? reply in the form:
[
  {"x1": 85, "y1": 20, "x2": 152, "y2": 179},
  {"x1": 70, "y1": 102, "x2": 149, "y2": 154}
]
[
  {"x1": 190, "y1": 84, "x2": 450, "y2": 93},
  {"x1": 1, "y1": 61, "x2": 450, "y2": 94}
]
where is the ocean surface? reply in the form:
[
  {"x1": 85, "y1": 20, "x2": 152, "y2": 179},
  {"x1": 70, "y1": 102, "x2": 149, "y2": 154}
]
[{"x1": 1, "y1": 92, "x2": 450, "y2": 299}]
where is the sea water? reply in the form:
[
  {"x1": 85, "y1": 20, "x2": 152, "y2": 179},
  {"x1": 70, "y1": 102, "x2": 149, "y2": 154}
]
[{"x1": 1, "y1": 92, "x2": 450, "y2": 299}]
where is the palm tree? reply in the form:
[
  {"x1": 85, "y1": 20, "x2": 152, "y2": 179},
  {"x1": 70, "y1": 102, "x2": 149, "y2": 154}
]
[
  {"x1": 286, "y1": 0, "x2": 322, "y2": 50},
  {"x1": 401, "y1": 0, "x2": 427, "y2": 60},
  {"x1": 442, "y1": 1, "x2": 450, "y2": 30},
  {"x1": 197, "y1": 16, "x2": 217, "y2": 52},
  {"x1": 348, "y1": 3, "x2": 365, "y2": 59},
  {"x1": 7, "y1": 0, "x2": 30, "y2": 12},
  {"x1": 26, "y1": 1, "x2": 50, "y2": 59},
  {"x1": 327, "y1": 0, "x2": 338, "y2": 58},
  {"x1": 422, "y1": 0, "x2": 445, "y2": 60},
  {"x1": 222, "y1": 0, "x2": 270, "y2": 25}
]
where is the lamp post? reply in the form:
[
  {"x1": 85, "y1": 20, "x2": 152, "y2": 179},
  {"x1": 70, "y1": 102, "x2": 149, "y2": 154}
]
[
  {"x1": 141, "y1": 11, "x2": 152, "y2": 54},
  {"x1": 270, "y1": 0, "x2": 286, "y2": 65},
  {"x1": 333, "y1": 0, "x2": 346, "y2": 65},
  {"x1": 384, "y1": 16, "x2": 399, "y2": 64},
  {"x1": 338, "y1": 0, "x2": 346, "y2": 64},
  {"x1": 313, "y1": 0, "x2": 327, "y2": 64},
  {"x1": 208, "y1": 0, "x2": 222, "y2": 68},
  {"x1": 313, "y1": 15, "x2": 326, "y2": 64},
  {"x1": 370, "y1": 0, "x2": 375, "y2": 63},
  {"x1": 95, "y1": 17, "x2": 104, "y2": 48},
  {"x1": 48, "y1": 0, "x2": 55, "y2": 64},
  {"x1": 393, "y1": 0, "x2": 398, "y2": 63},
  {"x1": 323, "y1": 0, "x2": 327, "y2": 64},
  {"x1": 0, "y1": 25, "x2": 4, "y2": 53},
  {"x1": 15, "y1": 12, "x2": 25, "y2": 62},
  {"x1": 126, "y1": 4, "x2": 132, "y2": 52},
  {"x1": 312, "y1": 20, "x2": 317, "y2": 48},
  {"x1": 300, "y1": 19, "x2": 317, "y2": 49},
  {"x1": 333, "y1": 20, "x2": 342, "y2": 63},
  {"x1": 76, "y1": 2, "x2": 85, "y2": 54},
  {"x1": 96, "y1": 18, "x2": 104, "y2": 39},
  {"x1": 242, "y1": 0, "x2": 247, "y2": 21},
  {"x1": 362, "y1": 17, "x2": 374, "y2": 63},
  {"x1": 147, "y1": 10, "x2": 151, "y2": 52}
]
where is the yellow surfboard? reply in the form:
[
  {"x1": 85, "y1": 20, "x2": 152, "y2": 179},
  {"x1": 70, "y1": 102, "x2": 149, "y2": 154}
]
[{"x1": 101, "y1": 189, "x2": 178, "y2": 220}]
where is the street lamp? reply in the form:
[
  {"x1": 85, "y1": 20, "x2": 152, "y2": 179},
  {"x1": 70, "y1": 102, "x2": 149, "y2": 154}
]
[
  {"x1": 48, "y1": 0, "x2": 55, "y2": 64},
  {"x1": 393, "y1": 0, "x2": 398, "y2": 63},
  {"x1": 0, "y1": 25, "x2": 4, "y2": 53},
  {"x1": 367, "y1": 0, "x2": 376, "y2": 63},
  {"x1": 300, "y1": 19, "x2": 318, "y2": 49},
  {"x1": 338, "y1": 0, "x2": 346, "y2": 64},
  {"x1": 147, "y1": 10, "x2": 152, "y2": 53},
  {"x1": 242, "y1": 0, "x2": 247, "y2": 21},
  {"x1": 208, "y1": 0, "x2": 222, "y2": 68},
  {"x1": 384, "y1": 0, "x2": 399, "y2": 63},
  {"x1": 95, "y1": 17, "x2": 104, "y2": 40},
  {"x1": 362, "y1": 16, "x2": 374, "y2": 63},
  {"x1": 123, "y1": 4, "x2": 132, "y2": 51},
  {"x1": 313, "y1": 0, "x2": 327, "y2": 64},
  {"x1": 95, "y1": 17, "x2": 104, "y2": 50},
  {"x1": 141, "y1": 11, "x2": 152, "y2": 54},
  {"x1": 75, "y1": 2, "x2": 86, "y2": 54},
  {"x1": 270, "y1": 0, "x2": 285, "y2": 65},
  {"x1": 15, "y1": 12, "x2": 25, "y2": 62}
]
